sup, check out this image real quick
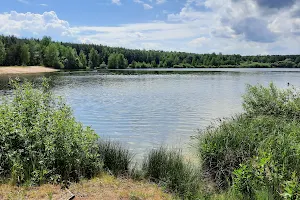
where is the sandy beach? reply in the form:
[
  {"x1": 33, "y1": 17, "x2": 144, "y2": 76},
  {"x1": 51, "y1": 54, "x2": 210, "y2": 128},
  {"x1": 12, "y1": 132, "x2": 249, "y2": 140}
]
[{"x1": 0, "y1": 66, "x2": 58, "y2": 75}]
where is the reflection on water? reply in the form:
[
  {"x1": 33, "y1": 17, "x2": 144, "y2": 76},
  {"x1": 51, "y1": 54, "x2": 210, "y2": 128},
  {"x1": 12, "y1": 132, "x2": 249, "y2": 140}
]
[{"x1": 0, "y1": 68, "x2": 300, "y2": 160}]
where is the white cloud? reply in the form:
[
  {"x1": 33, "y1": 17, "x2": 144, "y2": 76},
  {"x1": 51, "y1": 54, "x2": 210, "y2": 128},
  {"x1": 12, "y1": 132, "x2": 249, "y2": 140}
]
[
  {"x1": 0, "y1": 11, "x2": 71, "y2": 38},
  {"x1": 39, "y1": 4, "x2": 48, "y2": 7},
  {"x1": 189, "y1": 37, "x2": 210, "y2": 46},
  {"x1": 143, "y1": 4, "x2": 153, "y2": 9},
  {"x1": 1, "y1": 0, "x2": 300, "y2": 55},
  {"x1": 112, "y1": 0, "x2": 121, "y2": 5},
  {"x1": 134, "y1": 0, "x2": 153, "y2": 10},
  {"x1": 17, "y1": 0, "x2": 29, "y2": 4},
  {"x1": 156, "y1": 0, "x2": 166, "y2": 4}
]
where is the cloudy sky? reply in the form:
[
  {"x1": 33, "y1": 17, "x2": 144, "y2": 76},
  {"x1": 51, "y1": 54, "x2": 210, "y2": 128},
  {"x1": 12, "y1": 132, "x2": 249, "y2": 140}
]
[{"x1": 1, "y1": 0, "x2": 300, "y2": 55}]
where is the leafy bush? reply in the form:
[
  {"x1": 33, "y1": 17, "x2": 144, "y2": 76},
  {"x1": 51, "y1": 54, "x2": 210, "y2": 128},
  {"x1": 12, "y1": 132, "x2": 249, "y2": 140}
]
[
  {"x1": 98, "y1": 140, "x2": 132, "y2": 176},
  {"x1": 198, "y1": 115, "x2": 286, "y2": 189},
  {"x1": 233, "y1": 119, "x2": 300, "y2": 199},
  {"x1": 198, "y1": 83, "x2": 300, "y2": 199},
  {"x1": 240, "y1": 62, "x2": 271, "y2": 68},
  {"x1": 0, "y1": 79, "x2": 102, "y2": 185},
  {"x1": 143, "y1": 147, "x2": 200, "y2": 199},
  {"x1": 243, "y1": 83, "x2": 300, "y2": 119}
]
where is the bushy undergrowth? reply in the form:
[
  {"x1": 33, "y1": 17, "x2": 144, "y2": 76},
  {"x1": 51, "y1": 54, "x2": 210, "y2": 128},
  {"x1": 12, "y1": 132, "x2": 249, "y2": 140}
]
[
  {"x1": 233, "y1": 119, "x2": 300, "y2": 199},
  {"x1": 143, "y1": 147, "x2": 200, "y2": 199},
  {"x1": 198, "y1": 83, "x2": 300, "y2": 199},
  {"x1": 243, "y1": 83, "x2": 300, "y2": 119},
  {"x1": 0, "y1": 79, "x2": 102, "y2": 185},
  {"x1": 198, "y1": 115, "x2": 287, "y2": 189},
  {"x1": 98, "y1": 140, "x2": 132, "y2": 176}
]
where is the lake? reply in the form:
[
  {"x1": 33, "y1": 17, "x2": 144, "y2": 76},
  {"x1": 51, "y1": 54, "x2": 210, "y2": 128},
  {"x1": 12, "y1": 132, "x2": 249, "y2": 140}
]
[{"x1": 1, "y1": 68, "x2": 300, "y2": 160}]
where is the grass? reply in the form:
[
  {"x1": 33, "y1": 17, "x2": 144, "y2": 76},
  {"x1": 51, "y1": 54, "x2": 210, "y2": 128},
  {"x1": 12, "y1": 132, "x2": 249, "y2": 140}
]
[
  {"x1": 0, "y1": 173, "x2": 173, "y2": 200},
  {"x1": 143, "y1": 147, "x2": 201, "y2": 199},
  {"x1": 98, "y1": 140, "x2": 133, "y2": 176}
]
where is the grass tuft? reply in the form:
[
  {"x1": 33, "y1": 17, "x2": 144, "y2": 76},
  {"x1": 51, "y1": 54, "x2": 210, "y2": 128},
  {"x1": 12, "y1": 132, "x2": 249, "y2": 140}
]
[
  {"x1": 143, "y1": 147, "x2": 200, "y2": 199},
  {"x1": 98, "y1": 140, "x2": 133, "y2": 177}
]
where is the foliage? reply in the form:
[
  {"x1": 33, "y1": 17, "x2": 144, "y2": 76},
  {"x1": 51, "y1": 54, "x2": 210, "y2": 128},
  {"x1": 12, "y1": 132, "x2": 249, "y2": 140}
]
[
  {"x1": 143, "y1": 147, "x2": 200, "y2": 199},
  {"x1": 272, "y1": 59, "x2": 298, "y2": 68},
  {"x1": 129, "y1": 61, "x2": 152, "y2": 69},
  {"x1": 43, "y1": 43, "x2": 62, "y2": 68},
  {"x1": 98, "y1": 140, "x2": 132, "y2": 176},
  {"x1": 0, "y1": 79, "x2": 102, "y2": 185},
  {"x1": 0, "y1": 40, "x2": 6, "y2": 65},
  {"x1": 79, "y1": 50, "x2": 87, "y2": 68},
  {"x1": 62, "y1": 46, "x2": 79, "y2": 69},
  {"x1": 173, "y1": 63, "x2": 195, "y2": 68},
  {"x1": 197, "y1": 115, "x2": 281, "y2": 189},
  {"x1": 240, "y1": 62, "x2": 271, "y2": 68},
  {"x1": 197, "y1": 83, "x2": 300, "y2": 199},
  {"x1": 108, "y1": 53, "x2": 128, "y2": 69},
  {"x1": 99, "y1": 61, "x2": 107, "y2": 69},
  {"x1": 20, "y1": 44, "x2": 30, "y2": 66},
  {"x1": 232, "y1": 119, "x2": 300, "y2": 199},
  {"x1": 243, "y1": 83, "x2": 300, "y2": 119},
  {"x1": 88, "y1": 48, "x2": 99, "y2": 69},
  {"x1": 1, "y1": 35, "x2": 300, "y2": 68}
]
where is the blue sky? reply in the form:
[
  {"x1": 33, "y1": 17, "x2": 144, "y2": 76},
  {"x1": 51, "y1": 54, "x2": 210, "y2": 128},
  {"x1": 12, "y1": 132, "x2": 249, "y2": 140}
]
[
  {"x1": 0, "y1": 0, "x2": 300, "y2": 55},
  {"x1": 0, "y1": 0, "x2": 183, "y2": 26}
]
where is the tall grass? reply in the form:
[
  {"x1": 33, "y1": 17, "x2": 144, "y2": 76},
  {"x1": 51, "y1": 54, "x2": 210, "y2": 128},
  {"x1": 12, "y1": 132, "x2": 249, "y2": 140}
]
[
  {"x1": 98, "y1": 140, "x2": 132, "y2": 176},
  {"x1": 143, "y1": 147, "x2": 200, "y2": 199},
  {"x1": 0, "y1": 79, "x2": 102, "y2": 185},
  {"x1": 197, "y1": 83, "x2": 300, "y2": 198}
]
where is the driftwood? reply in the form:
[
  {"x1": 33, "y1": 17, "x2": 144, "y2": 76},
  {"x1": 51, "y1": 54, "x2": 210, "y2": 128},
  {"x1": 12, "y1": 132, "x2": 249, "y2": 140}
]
[{"x1": 66, "y1": 188, "x2": 75, "y2": 200}]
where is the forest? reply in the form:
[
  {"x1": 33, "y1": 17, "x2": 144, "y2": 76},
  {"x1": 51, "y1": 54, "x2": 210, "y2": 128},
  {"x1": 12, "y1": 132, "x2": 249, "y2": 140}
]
[{"x1": 0, "y1": 35, "x2": 300, "y2": 69}]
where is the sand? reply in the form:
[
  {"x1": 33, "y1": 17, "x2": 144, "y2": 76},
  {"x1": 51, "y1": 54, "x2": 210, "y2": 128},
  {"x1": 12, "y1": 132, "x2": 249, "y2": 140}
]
[{"x1": 0, "y1": 66, "x2": 58, "y2": 75}]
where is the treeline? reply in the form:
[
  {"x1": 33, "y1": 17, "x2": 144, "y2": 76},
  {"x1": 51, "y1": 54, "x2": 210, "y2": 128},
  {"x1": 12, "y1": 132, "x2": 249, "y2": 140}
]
[{"x1": 1, "y1": 35, "x2": 300, "y2": 69}]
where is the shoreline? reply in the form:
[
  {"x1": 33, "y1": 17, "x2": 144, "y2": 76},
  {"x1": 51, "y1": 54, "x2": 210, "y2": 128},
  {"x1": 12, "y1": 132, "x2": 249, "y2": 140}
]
[{"x1": 0, "y1": 66, "x2": 58, "y2": 75}]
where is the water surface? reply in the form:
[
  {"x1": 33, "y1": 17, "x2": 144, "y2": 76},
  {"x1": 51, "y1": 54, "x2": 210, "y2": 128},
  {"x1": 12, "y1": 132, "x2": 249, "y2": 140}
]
[{"x1": 1, "y1": 68, "x2": 300, "y2": 159}]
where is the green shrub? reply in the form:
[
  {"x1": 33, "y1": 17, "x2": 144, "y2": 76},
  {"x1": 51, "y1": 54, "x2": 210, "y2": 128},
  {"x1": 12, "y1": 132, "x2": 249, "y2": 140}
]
[
  {"x1": 0, "y1": 78, "x2": 102, "y2": 185},
  {"x1": 143, "y1": 147, "x2": 200, "y2": 199},
  {"x1": 233, "y1": 119, "x2": 300, "y2": 199},
  {"x1": 98, "y1": 140, "x2": 132, "y2": 176},
  {"x1": 197, "y1": 115, "x2": 286, "y2": 189},
  {"x1": 240, "y1": 62, "x2": 271, "y2": 68},
  {"x1": 198, "y1": 83, "x2": 300, "y2": 199},
  {"x1": 243, "y1": 83, "x2": 300, "y2": 119}
]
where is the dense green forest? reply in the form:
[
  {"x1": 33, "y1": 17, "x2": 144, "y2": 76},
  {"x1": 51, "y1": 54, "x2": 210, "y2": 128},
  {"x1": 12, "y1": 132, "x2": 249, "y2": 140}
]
[{"x1": 0, "y1": 35, "x2": 300, "y2": 69}]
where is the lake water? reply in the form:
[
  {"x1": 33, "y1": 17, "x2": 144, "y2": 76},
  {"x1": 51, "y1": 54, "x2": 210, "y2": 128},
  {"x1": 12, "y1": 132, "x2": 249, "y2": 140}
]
[{"x1": 1, "y1": 68, "x2": 300, "y2": 160}]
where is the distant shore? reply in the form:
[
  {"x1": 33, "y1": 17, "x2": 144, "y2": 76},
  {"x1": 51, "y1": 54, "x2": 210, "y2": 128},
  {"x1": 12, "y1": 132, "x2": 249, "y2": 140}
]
[{"x1": 0, "y1": 66, "x2": 58, "y2": 75}]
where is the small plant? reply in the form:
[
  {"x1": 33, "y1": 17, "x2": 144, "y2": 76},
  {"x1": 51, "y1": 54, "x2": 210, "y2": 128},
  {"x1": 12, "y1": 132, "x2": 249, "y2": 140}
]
[
  {"x1": 143, "y1": 147, "x2": 200, "y2": 199},
  {"x1": 98, "y1": 140, "x2": 132, "y2": 176},
  {"x1": 281, "y1": 172, "x2": 300, "y2": 199},
  {"x1": 232, "y1": 164, "x2": 257, "y2": 198}
]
